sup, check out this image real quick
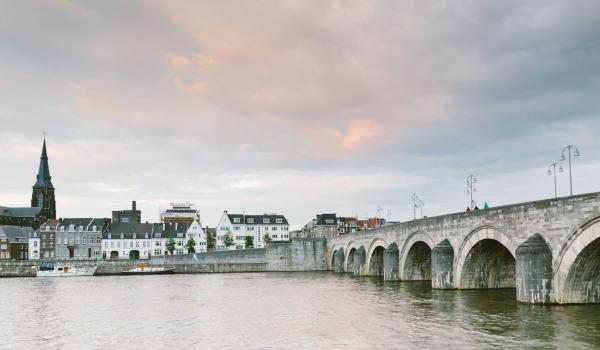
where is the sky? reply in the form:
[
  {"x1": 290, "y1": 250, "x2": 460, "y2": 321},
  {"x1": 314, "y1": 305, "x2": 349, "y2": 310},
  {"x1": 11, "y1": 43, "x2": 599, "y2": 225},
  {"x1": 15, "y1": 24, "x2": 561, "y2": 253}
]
[{"x1": 1, "y1": 1, "x2": 599, "y2": 229}]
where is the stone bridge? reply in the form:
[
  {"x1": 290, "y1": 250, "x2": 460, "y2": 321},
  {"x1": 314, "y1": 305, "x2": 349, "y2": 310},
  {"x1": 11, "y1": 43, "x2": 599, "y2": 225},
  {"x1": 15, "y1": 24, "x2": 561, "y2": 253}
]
[{"x1": 327, "y1": 192, "x2": 600, "y2": 304}]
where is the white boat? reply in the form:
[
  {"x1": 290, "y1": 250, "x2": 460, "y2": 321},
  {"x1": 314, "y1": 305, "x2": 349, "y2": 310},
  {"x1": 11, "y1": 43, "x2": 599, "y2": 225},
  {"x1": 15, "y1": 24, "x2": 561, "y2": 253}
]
[{"x1": 35, "y1": 261, "x2": 97, "y2": 277}]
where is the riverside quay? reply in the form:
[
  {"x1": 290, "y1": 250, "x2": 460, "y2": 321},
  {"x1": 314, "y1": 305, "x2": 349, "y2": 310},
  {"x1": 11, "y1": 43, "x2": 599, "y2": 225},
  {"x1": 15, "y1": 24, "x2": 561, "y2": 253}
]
[{"x1": 328, "y1": 191, "x2": 600, "y2": 305}]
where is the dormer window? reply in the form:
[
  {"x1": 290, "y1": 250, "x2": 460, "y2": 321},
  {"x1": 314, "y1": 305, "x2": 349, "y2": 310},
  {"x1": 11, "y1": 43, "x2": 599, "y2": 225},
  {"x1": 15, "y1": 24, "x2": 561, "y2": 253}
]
[
  {"x1": 93, "y1": 226, "x2": 97, "y2": 232},
  {"x1": 120, "y1": 233, "x2": 124, "y2": 239},
  {"x1": 69, "y1": 225, "x2": 75, "y2": 231},
  {"x1": 145, "y1": 233, "x2": 148, "y2": 239},
  {"x1": 133, "y1": 233, "x2": 137, "y2": 239},
  {"x1": 108, "y1": 233, "x2": 112, "y2": 239},
  {"x1": 325, "y1": 219, "x2": 334, "y2": 224},
  {"x1": 276, "y1": 218, "x2": 283, "y2": 224},
  {"x1": 263, "y1": 218, "x2": 270, "y2": 224},
  {"x1": 79, "y1": 225, "x2": 84, "y2": 231},
  {"x1": 247, "y1": 218, "x2": 254, "y2": 224},
  {"x1": 233, "y1": 218, "x2": 240, "y2": 223}
]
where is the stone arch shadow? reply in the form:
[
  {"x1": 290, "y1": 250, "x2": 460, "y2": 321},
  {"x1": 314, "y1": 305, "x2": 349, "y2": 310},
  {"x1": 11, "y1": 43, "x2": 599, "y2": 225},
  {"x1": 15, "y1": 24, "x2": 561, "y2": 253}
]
[
  {"x1": 399, "y1": 231, "x2": 434, "y2": 281},
  {"x1": 554, "y1": 215, "x2": 600, "y2": 303},
  {"x1": 364, "y1": 238, "x2": 388, "y2": 276},
  {"x1": 455, "y1": 225, "x2": 518, "y2": 289}
]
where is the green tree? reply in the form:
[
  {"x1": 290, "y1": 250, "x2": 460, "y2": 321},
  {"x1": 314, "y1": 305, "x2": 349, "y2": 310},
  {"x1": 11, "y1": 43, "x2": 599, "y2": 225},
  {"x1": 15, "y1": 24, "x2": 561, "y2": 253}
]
[
  {"x1": 223, "y1": 232, "x2": 235, "y2": 248},
  {"x1": 244, "y1": 235, "x2": 254, "y2": 249},
  {"x1": 262, "y1": 233, "x2": 272, "y2": 244},
  {"x1": 186, "y1": 237, "x2": 196, "y2": 254},
  {"x1": 166, "y1": 237, "x2": 176, "y2": 255},
  {"x1": 206, "y1": 230, "x2": 215, "y2": 251}
]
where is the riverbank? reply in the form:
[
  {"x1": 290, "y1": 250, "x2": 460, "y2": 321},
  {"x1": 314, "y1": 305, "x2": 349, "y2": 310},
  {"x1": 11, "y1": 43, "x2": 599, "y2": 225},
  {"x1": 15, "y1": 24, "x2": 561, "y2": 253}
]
[{"x1": 0, "y1": 238, "x2": 327, "y2": 277}]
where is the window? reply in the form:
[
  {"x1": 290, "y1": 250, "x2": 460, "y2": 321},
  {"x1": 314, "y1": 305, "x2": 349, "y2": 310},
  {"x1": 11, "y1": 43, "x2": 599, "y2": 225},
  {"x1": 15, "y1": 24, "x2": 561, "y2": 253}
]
[
  {"x1": 276, "y1": 218, "x2": 283, "y2": 224},
  {"x1": 247, "y1": 226, "x2": 254, "y2": 231},
  {"x1": 97, "y1": 237, "x2": 101, "y2": 244},
  {"x1": 83, "y1": 237, "x2": 87, "y2": 244},
  {"x1": 154, "y1": 233, "x2": 160, "y2": 238},
  {"x1": 111, "y1": 241, "x2": 114, "y2": 248},
  {"x1": 233, "y1": 218, "x2": 240, "y2": 223},
  {"x1": 120, "y1": 233, "x2": 124, "y2": 239},
  {"x1": 121, "y1": 217, "x2": 129, "y2": 223},
  {"x1": 272, "y1": 227, "x2": 278, "y2": 231},
  {"x1": 247, "y1": 218, "x2": 254, "y2": 224},
  {"x1": 133, "y1": 234, "x2": 136, "y2": 239},
  {"x1": 325, "y1": 219, "x2": 334, "y2": 224},
  {"x1": 117, "y1": 242, "x2": 121, "y2": 248},
  {"x1": 130, "y1": 241, "x2": 133, "y2": 248},
  {"x1": 34, "y1": 241, "x2": 38, "y2": 247},
  {"x1": 234, "y1": 226, "x2": 240, "y2": 231},
  {"x1": 263, "y1": 218, "x2": 270, "y2": 224}
]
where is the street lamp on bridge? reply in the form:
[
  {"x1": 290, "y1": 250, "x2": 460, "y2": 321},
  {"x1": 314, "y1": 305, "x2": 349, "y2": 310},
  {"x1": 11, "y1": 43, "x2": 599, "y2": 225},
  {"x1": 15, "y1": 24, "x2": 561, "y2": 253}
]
[
  {"x1": 560, "y1": 145, "x2": 581, "y2": 196},
  {"x1": 465, "y1": 174, "x2": 478, "y2": 210},
  {"x1": 547, "y1": 162, "x2": 563, "y2": 198}
]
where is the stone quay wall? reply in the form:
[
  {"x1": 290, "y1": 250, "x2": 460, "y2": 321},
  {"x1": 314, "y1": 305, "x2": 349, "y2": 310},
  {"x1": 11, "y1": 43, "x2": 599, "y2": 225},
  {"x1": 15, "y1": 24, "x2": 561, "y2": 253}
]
[{"x1": 0, "y1": 238, "x2": 328, "y2": 277}]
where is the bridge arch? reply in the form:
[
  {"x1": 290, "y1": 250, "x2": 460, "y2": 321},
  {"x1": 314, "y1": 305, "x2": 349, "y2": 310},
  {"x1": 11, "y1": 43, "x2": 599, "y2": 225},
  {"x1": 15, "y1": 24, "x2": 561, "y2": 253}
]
[
  {"x1": 554, "y1": 215, "x2": 600, "y2": 303},
  {"x1": 455, "y1": 225, "x2": 517, "y2": 289},
  {"x1": 399, "y1": 231, "x2": 434, "y2": 281},
  {"x1": 365, "y1": 238, "x2": 388, "y2": 276},
  {"x1": 344, "y1": 241, "x2": 359, "y2": 273}
]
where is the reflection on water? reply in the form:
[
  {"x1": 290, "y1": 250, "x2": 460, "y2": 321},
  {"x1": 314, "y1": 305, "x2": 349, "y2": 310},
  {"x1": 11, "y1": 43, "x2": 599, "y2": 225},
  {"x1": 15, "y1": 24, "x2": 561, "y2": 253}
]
[{"x1": 1, "y1": 273, "x2": 599, "y2": 349}]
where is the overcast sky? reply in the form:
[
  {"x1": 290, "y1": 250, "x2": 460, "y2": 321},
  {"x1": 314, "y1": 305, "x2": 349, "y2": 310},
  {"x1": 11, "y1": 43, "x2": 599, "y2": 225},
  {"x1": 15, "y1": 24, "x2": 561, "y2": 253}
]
[{"x1": 1, "y1": 1, "x2": 599, "y2": 228}]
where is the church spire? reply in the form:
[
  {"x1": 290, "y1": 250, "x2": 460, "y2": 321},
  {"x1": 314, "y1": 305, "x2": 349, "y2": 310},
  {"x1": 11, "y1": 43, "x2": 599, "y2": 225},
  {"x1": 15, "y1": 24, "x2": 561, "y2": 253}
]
[{"x1": 34, "y1": 138, "x2": 53, "y2": 188}]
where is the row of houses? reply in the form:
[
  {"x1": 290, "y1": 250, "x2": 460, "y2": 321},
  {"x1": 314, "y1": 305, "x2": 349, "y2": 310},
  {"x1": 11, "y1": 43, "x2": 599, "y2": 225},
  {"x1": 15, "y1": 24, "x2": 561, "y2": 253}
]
[{"x1": 19, "y1": 202, "x2": 291, "y2": 261}]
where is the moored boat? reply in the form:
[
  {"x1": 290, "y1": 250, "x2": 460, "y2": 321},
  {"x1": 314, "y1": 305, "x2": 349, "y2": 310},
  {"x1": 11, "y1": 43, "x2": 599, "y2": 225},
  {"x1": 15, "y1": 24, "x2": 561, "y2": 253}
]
[
  {"x1": 121, "y1": 264, "x2": 175, "y2": 275},
  {"x1": 35, "y1": 261, "x2": 97, "y2": 277}
]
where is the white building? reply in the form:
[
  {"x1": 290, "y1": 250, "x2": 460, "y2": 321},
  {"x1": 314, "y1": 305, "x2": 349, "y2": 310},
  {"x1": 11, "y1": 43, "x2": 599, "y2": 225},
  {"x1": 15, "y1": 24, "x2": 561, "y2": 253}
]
[
  {"x1": 28, "y1": 231, "x2": 40, "y2": 260},
  {"x1": 102, "y1": 222, "x2": 155, "y2": 260},
  {"x1": 186, "y1": 219, "x2": 207, "y2": 253},
  {"x1": 160, "y1": 202, "x2": 200, "y2": 225},
  {"x1": 215, "y1": 211, "x2": 290, "y2": 250}
]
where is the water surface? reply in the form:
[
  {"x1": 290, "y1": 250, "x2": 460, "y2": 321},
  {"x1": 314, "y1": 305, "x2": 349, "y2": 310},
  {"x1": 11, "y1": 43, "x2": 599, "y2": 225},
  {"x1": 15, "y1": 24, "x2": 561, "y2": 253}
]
[{"x1": 2, "y1": 272, "x2": 599, "y2": 349}]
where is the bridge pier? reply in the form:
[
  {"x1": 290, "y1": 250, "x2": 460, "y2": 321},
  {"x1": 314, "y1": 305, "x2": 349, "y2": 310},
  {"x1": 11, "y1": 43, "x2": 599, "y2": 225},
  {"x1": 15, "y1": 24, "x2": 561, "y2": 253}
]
[
  {"x1": 384, "y1": 243, "x2": 399, "y2": 281},
  {"x1": 516, "y1": 234, "x2": 553, "y2": 303},
  {"x1": 353, "y1": 246, "x2": 366, "y2": 275},
  {"x1": 432, "y1": 239, "x2": 454, "y2": 289},
  {"x1": 333, "y1": 248, "x2": 345, "y2": 273}
]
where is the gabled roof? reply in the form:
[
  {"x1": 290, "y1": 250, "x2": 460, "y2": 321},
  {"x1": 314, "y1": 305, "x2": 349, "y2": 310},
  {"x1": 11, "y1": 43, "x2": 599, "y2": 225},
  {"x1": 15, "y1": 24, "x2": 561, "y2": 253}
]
[{"x1": 58, "y1": 218, "x2": 110, "y2": 232}]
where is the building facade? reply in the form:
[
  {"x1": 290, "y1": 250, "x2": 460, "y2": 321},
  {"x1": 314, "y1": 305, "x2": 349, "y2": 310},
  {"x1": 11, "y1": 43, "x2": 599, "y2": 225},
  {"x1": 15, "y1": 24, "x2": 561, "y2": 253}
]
[
  {"x1": 160, "y1": 203, "x2": 200, "y2": 226},
  {"x1": 102, "y1": 222, "x2": 155, "y2": 260},
  {"x1": 185, "y1": 220, "x2": 207, "y2": 253},
  {"x1": 38, "y1": 219, "x2": 59, "y2": 259},
  {"x1": 215, "y1": 212, "x2": 290, "y2": 250},
  {"x1": 112, "y1": 201, "x2": 141, "y2": 224},
  {"x1": 55, "y1": 218, "x2": 109, "y2": 260},
  {"x1": 0, "y1": 226, "x2": 32, "y2": 260}
]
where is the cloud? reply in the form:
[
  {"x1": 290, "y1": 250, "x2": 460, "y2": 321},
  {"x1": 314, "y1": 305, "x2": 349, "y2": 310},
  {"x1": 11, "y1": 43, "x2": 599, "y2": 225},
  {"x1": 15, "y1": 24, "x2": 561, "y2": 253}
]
[{"x1": 0, "y1": 1, "x2": 599, "y2": 227}]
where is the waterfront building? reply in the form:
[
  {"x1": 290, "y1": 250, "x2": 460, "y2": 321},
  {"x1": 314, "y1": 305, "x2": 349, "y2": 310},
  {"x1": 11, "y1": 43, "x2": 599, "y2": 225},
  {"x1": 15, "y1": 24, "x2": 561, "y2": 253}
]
[
  {"x1": 102, "y1": 222, "x2": 155, "y2": 259},
  {"x1": 112, "y1": 201, "x2": 141, "y2": 224},
  {"x1": 161, "y1": 203, "x2": 200, "y2": 226},
  {"x1": 301, "y1": 213, "x2": 338, "y2": 238},
  {"x1": 185, "y1": 220, "x2": 207, "y2": 253},
  {"x1": 215, "y1": 211, "x2": 290, "y2": 250},
  {"x1": 31, "y1": 138, "x2": 56, "y2": 221},
  {"x1": 55, "y1": 218, "x2": 109, "y2": 260},
  {"x1": 0, "y1": 226, "x2": 32, "y2": 260},
  {"x1": 162, "y1": 222, "x2": 190, "y2": 255},
  {"x1": 38, "y1": 219, "x2": 59, "y2": 259},
  {"x1": 28, "y1": 230, "x2": 40, "y2": 260}
]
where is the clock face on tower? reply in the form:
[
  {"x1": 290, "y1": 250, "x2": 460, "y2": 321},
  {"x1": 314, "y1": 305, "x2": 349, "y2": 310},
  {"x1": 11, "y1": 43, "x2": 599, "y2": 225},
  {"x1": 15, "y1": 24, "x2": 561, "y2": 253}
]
[{"x1": 37, "y1": 192, "x2": 44, "y2": 207}]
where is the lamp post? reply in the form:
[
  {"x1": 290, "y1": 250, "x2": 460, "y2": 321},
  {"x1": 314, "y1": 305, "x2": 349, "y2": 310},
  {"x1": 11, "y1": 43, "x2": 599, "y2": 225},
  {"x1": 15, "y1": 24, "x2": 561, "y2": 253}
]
[
  {"x1": 560, "y1": 145, "x2": 581, "y2": 196},
  {"x1": 547, "y1": 162, "x2": 563, "y2": 198},
  {"x1": 411, "y1": 193, "x2": 420, "y2": 220},
  {"x1": 465, "y1": 174, "x2": 477, "y2": 209}
]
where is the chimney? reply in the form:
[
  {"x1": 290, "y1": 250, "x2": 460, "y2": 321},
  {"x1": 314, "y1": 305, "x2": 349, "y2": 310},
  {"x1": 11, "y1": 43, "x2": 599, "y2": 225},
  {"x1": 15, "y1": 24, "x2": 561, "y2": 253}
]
[{"x1": 132, "y1": 201, "x2": 137, "y2": 211}]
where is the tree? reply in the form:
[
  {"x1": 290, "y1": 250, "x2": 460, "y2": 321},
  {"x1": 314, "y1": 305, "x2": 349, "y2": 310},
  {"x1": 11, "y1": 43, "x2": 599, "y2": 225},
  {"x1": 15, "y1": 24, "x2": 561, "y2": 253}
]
[
  {"x1": 263, "y1": 233, "x2": 272, "y2": 244},
  {"x1": 206, "y1": 230, "x2": 215, "y2": 251},
  {"x1": 223, "y1": 232, "x2": 235, "y2": 248},
  {"x1": 244, "y1": 235, "x2": 254, "y2": 249},
  {"x1": 186, "y1": 237, "x2": 196, "y2": 254},
  {"x1": 166, "y1": 237, "x2": 176, "y2": 255}
]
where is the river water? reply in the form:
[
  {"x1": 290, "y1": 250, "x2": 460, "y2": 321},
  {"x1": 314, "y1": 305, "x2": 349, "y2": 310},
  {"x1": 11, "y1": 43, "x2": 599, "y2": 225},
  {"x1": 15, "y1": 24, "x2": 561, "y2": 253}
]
[{"x1": 2, "y1": 272, "x2": 599, "y2": 349}]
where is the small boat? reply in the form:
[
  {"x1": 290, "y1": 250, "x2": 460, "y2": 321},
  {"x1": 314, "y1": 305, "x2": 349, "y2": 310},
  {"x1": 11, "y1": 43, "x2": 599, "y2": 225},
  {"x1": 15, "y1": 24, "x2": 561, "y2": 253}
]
[
  {"x1": 121, "y1": 264, "x2": 175, "y2": 275},
  {"x1": 35, "y1": 261, "x2": 97, "y2": 277}
]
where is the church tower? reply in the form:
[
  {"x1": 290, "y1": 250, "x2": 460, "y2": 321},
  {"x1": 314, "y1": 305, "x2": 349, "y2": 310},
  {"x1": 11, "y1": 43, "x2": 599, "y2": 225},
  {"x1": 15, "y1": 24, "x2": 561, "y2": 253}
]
[{"x1": 31, "y1": 138, "x2": 56, "y2": 220}]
